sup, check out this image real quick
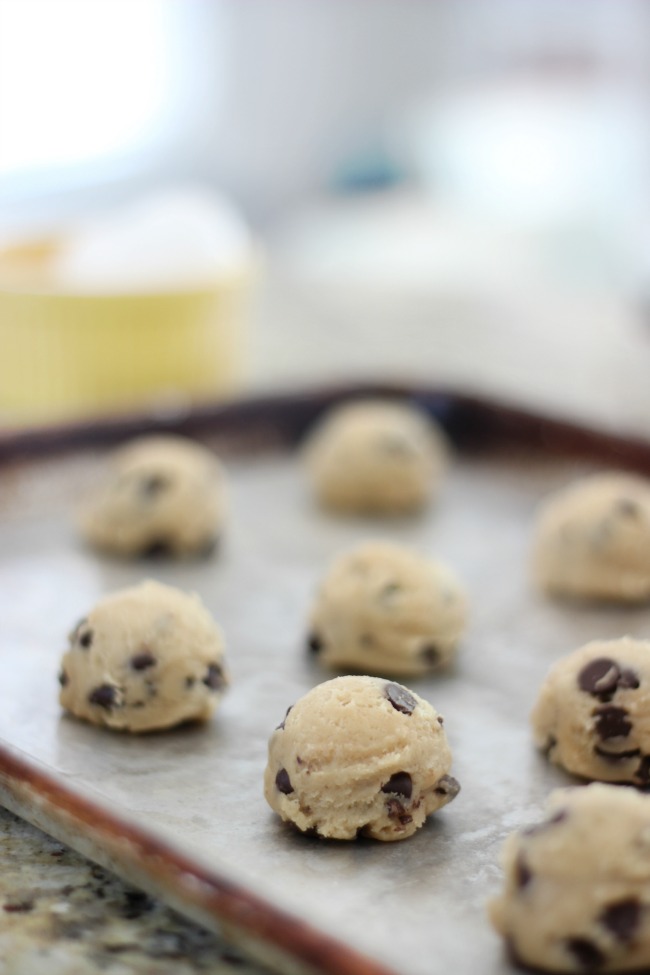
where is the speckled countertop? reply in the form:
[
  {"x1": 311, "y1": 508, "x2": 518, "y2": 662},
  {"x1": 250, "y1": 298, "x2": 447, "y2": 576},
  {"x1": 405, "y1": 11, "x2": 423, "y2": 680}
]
[{"x1": 0, "y1": 807, "x2": 269, "y2": 974}]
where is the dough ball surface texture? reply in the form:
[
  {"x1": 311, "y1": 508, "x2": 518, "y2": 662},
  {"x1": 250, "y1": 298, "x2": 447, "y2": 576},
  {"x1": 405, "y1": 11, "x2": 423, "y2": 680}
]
[
  {"x1": 308, "y1": 541, "x2": 467, "y2": 676},
  {"x1": 59, "y1": 580, "x2": 228, "y2": 732},
  {"x1": 303, "y1": 399, "x2": 448, "y2": 515},
  {"x1": 532, "y1": 638, "x2": 650, "y2": 785},
  {"x1": 490, "y1": 783, "x2": 650, "y2": 973},
  {"x1": 264, "y1": 675, "x2": 459, "y2": 841},
  {"x1": 79, "y1": 435, "x2": 226, "y2": 558},
  {"x1": 533, "y1": 473, "x2": 650, "y2": 602}
]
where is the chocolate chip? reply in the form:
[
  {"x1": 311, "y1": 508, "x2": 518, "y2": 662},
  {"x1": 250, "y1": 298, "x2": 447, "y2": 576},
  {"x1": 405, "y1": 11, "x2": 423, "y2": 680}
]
[
  {"x1": 381, "y1": 772, "x2": 413, "y2": 798},
  {"x1": 130, "y1": 652, "x2": 156, "y2": 671},
  {"x1": 565, "y1": 937, "x2": 605, "y2": 970},
  {"x1": 637, "y1": 756, "x2": 650, "y2": 783},
  {"x1": 140, "y1": 540, "x2": 172, "y2": 558},
  {"x1": 435, "y1": 774, "x2": 461, "y2": 800},
  {"x1": 421, "y1": 644, "x2": 440, "y2": 666},
  {"x1": 385, "y1": 682, "x2": 417, "y2": 715},
  {"x1": 578, "y1": 658, "x2": 621, "y2": 698},
  {"x1": 593, "y1": 706, "x2": 632, "y2": 740},
  {"x1": 594, "y1": 745, "x2": 640, "y2": 762},
  {"x1": 58, "y1": 670, "x2": 69, "y2": 687},
  {"x1": 523, "y1": 809, "x2": 567, "y2": 836},
  {"x1": 515, "y1": 853, "x2": 532, "y2": 889},
  {"x1": 599, "y1": 899, "x2": 641, "y2": 942},
  {"x1": 78, "y1": 630, "x2": 93, "y2": 649},
  {"x1": 140, "y1": 474, "x2": 171, "y2": 498},
  {"x1": 185, "y1": 676, "x2": 195, "y2": 688},
  {"x1": 275, "y1": 768, "x2": 293, "y2": 794},
  {"x1": 307, "y1": 633, "x2": 323, "y2": 654},
  {"x1": 386, "y1": 798, "x2": 413, "y2": 825},
  {"x1": 88, "y1": 684, "x2": 118, "y2": 710},
  {"x1": 276, "y1": 705, "x2": 293, "y2": 731},
  {"x1": 619, "y1": 669, "x2": 640, "y2": 690},
  {"x1": 202, "y1": 663, "x2": 225, "y2": 691},
  {"x1": 542, "y1": 734, "x2": 558, "y2": 757},
  {"x1": 616, "y1": 498, "x2": 641, "y2": 518}
]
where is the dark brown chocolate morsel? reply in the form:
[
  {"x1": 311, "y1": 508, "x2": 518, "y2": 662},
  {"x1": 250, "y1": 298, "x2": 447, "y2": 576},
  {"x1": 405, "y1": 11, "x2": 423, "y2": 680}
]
[
  {"x1": 58, "y1": 670, "x2": 69, "y2": 687},
  {"x1": 578, "y1": 658, "x2": 621, "y2": 698},
  {"x1": 565, "y1": 937, "x2": 605, "y2": 971},
  {"x1": 385, "y1": 682, "x2": 417, "y2": 714},
  {"x1": 140, "y1": 474, "x2": 171, "y2": 498},
  {"x1": 88, "y1": 684, "x2": 118, "y2": 710},
  {"x1": 619, "y1": 669, "x2": 640, "y2": 690},
  {"x1": 202, "y1": 663, "x2": 225, "y2": 691},
  {"x1": 276, "y1": 705, "x2": 293, "y2": 731},
  {"x1": 637, "y1": 756, "x2": 650, "y2": 783},
  {"x1": 386, "y1": 798, "x2": 413, "y2": 825},
  {"x1": 69, "y1": 617, "x2": 87, "y2": 642},
  {"x1": 435, "y1": 775, "x2": 460, "y2": 800},
  {"x1": 78, "y1": 629, "x2": 93, "y2": 649},
  {"x1": 420, "y1": 644, "x2": 440, "y2": 666},
  {"x1": 599, "y1": 899, "x2": 641, "y2": 942},
  {"x1": 307, "y1": 633, "x2": 323, "y2": 654},
  {"x1": 542, "y1": 735, "x2": 558, "y2": 757},
  {"x1": 130, "y1": 651, "x2": 156, "y2": 671},
  {"x1": 140, "y1": 540, "x2": 173, "y2": 558},
  {"x1": 594, "y1": 745, "x2": 640, "y2": 762},
  {"x1": 515, "y1": 853, "x2": 532, "y2": 890},
  {"x1": 381, "y1": 772, "x2": 413, "y2": 798},
  {"x1": 275, "y1": 768, "x2": 293, "y2": 794},
  {"x1": 593, "y1": 706, "x2": 632, "y2": 740}
]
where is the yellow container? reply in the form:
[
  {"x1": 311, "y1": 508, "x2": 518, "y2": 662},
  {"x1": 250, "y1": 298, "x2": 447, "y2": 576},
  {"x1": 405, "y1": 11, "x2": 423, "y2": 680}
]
[{"x1": 0, "y1": 239, "x2": 253, "y2": 427}]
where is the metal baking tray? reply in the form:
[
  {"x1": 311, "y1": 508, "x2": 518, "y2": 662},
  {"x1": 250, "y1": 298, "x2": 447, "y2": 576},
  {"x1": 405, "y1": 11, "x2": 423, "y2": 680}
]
[{"x1": 3, "y1": 385, "x2": 650, "y2": 975}]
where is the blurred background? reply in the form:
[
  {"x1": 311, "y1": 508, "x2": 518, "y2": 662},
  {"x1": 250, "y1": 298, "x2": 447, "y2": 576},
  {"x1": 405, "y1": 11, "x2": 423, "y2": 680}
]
[{"x1": 2, "y1": 0, "x2": 650, "y2": 430}]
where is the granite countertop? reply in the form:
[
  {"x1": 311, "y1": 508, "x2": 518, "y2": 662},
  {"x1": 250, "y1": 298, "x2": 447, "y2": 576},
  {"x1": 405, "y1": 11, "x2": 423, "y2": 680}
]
[{"x1": 0, "y1": 806, "x2": 270, "y2": 975}]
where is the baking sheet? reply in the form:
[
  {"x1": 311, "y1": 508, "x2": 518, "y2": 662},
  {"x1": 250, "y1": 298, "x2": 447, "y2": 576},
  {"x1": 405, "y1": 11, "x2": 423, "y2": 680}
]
[{"x1": 3, "y1": 423, "x2": 650, "y2": 975}]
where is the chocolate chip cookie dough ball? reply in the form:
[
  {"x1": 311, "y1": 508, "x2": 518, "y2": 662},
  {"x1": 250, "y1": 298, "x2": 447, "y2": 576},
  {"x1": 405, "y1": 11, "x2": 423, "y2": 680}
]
[
  {"x1": 307, "y1": 541, "x2": 467, "y2": 676},
  {"x1": 533, "y1": 473, "x2": 650, "y2": 602},
  {"x1": 532, "y1": 638, "x2": 650, "y2": 785},
  {"x1": 303, "y1": 399, "x2": 448, "y2": 515},
  {"x1": 490, "y1": 784, "x2": 650, "y2": 973},
  {"x1": 264, "y1": 676, "x2": 459, "y2": 841},
  {"x1": 79, "y1": 435, "x2": 226, "y2": 558},
  {"x1": 59, "y1": 580, "x2": 228, "y2": 732}
]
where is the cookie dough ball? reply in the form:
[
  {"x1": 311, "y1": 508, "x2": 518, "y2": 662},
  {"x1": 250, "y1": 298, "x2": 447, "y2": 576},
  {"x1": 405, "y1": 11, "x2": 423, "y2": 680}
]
[
  {"x1": 303, "y1": 399, "x2": 448, "y2": 515},
  {"x1": 264, "y1": 675, "x2": 459, "y2": 841},
  {"x1": 59, "y1": 580, "x2": 228, "y2": 732},
  {"x1": 490, "y1": 783, "x2": 650, "y2": 973},
  {"x1": 79, "y1": 435, "x2": 226, "y2": 558},
  {"x1": 307, "y1": 541, "x2": 467, "y2": 676},
  {"x1": 533, "y1": 473, "x2": 650, "y2": 602},
  {"x1": 532, "y1": 638, "x2": 650, "y2": 785}
]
